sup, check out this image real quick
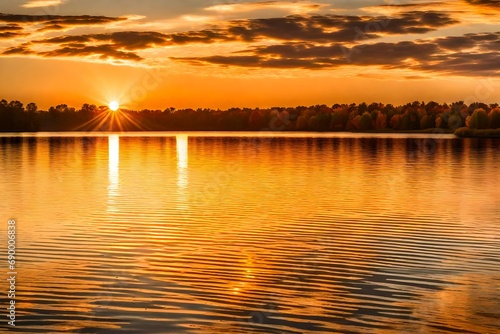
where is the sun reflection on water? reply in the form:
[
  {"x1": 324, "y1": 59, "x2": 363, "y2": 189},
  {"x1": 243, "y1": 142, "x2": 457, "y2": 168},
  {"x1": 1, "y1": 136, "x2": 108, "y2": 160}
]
[
  {"x1": 176, "y1": 135, "x2": 188, "y2": 209},
  {"x1": 108, "y1": 135, "x2": 120, "y2": 212}
]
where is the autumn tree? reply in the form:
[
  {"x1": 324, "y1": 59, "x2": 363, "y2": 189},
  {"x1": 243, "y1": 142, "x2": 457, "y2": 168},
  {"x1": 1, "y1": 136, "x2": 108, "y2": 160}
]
[
  {"x1": 26, "y1": 102, "x2": 38, "y2": 113},
  {"x1": 373, "y1": 111, "x2": 387, "y2": 130},
  {"x1": 420, "y1": 114, "x2": 435, "y2": 129},
  {"x1": 466, "y1": 108, "x2": 489, "y2": 129},
  {"x1": 248, "y1": 109, "x2": 268, "y2": 130},
  {"x1": 488, "y1": 107, "x2": 500, "y2": 129},
  {"x1": 390, "y1": 114, "x2": 402, "y2": 130}
]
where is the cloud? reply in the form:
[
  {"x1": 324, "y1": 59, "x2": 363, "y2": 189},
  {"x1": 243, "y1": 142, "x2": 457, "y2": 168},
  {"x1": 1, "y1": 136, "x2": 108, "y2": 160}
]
[
  {"x1": 462, "y1": 0, "x2": 500, "y2": 15},
  {"x1": 205, "y1": 1, "x2": 327, "y2": 15},
  {"x1": 253, "y1": 41, "x2": 440, "y2": 63},
  {"x1": 16, "y1": 29, "x2": 230, "y2": 61},
  {"x1": 37, "y1": 24, "x2": 65, "y2": 32},
  {"x1": 1, "y1": 10, "x2": 459, "y2": 45},
  {"x1": 0, "y1": 13, "x2": 125, "y2": 26},
  {"x1": 0, "y1": 32, "x2": 25, "y2": 39},
  {"x1": 224, "y1": 11, "x2": 459, "y2": 43},
  {"x1": 435, "y1": 35, "x2": 477, "y2": 50},
  {"x1": 463, "y1": 0, "x2": 500, "y2": 8},
  {"x1": 0, "y1": 12, "x2": 129, "y2": 42},
  {"x1": 39, "y1": 45, "x2": 142, "y2": 61},
  {"x1": 1, "y1": 10, "x2": 459, "y2": 64},
  {"x1": 172, "y1": 32, "x2": 500, "y2": 76},
  {"x1": 0, "y1": 24, "x2": 22, "y2": 32},
  {"x1": 35, "y1": 31, "x2": 171, "y2": 50},
  {"x1": 4, "y1": 31, "x2": 165, "y2": 61},
  {"x1": 22, "y1": 0, "x2": 65, "y2": 8},
  {"x1": 363, "y1": 1, "x2": 448, "y2": 13},
  {"x1": 0, "y1": 13, "x2": 139, "y2": 63},
  {"x1": 173, "y1": 41, "x2": 439, "y2": 68},
  {"x1": 3, "y1": 45, "x2": 33, "y2": 55},
  {"x1": 1, "y1": 7, "x2": 493, "y2": 75},
  {"x1": 376, "y1": 2, "x2": 446, "y2": 7},
  {"x1": 0, "y1": 24, "x2": 26, "y2": 39}
]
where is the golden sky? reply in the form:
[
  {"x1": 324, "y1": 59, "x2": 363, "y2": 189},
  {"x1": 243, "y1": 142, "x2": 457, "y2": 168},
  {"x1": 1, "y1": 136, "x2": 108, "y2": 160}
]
[{"x1": 0, "y1": 0, "x2": 499, "y2": 109}]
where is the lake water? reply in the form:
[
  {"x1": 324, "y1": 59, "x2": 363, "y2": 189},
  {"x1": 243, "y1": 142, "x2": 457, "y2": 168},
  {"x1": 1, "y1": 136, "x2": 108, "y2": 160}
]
[{"x1": 0, "y1": 132, "x2": 499, "y2": 333}]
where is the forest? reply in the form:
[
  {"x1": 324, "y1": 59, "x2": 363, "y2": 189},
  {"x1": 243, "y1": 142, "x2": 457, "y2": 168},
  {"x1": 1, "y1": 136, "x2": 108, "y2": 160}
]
[{"x1": 0, "y1": 99, "x2": 499, "y2": 134}]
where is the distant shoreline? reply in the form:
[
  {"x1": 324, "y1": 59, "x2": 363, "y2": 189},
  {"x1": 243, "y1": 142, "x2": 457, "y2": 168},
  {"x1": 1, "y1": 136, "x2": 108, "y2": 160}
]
[
  {"x1": 2, "y1": 128, "x2": 499, "y2": 139},
  {"x1": 0, "y1": 128, "x2": 454, "y2": 134},
  {"x1": 454, "y1": 127, "x2": 500, "y2": 138}
]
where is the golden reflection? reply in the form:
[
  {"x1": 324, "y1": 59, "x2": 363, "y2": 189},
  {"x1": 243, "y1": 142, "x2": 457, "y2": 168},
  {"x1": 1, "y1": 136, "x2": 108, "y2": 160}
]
[
  {"x1": 108, "y1": 135, "x2": 120, "y2": 212},
  {"x1": 2, "y1": 134, "x2": 499, "y2": 334},
  {"x1": 394, "y1": 273, "x2": 499, "y2": 333},
  {"x1": 176, "y1": 135, "x2": 188, "y2": 209}
]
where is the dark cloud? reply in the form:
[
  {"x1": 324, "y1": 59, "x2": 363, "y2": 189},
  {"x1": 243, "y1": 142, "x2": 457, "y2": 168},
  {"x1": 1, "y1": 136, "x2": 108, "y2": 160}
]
[
  {"x1": 39, "y1": 45, "x2": 142, "y2": 61},
  {"x1": 35, "y1": 35, "x2": 91, "y2": 44},
  {"x1": 31, "y1": 29, "x2": 230, "y2": 51},
  {"x1": 35, "y1": 31, "x2": 169, "y2": 50},
  {"x1": 180, "y1": 55, "x2": 261, "y2": 67},
  {"x1": 173, "y1": 32, "x2": 500, "y2": 76},
  {"x1": 0, "y1": 13, "x2": 125, "y2": 26},
  {"x1": 0, "y1": 24, "x2": 25, "y2": 38},
  {"x1": 4, "y1": 10, "x2": 459, "y2": 44},
  {"x1": 3, "y1": 46, "x2": 33, "y2": 55},
  {"x1": 2, "y1": 30, "x2": 169, "y2": 61},
  {"x1": 37, "y1": 24, "x2": 65, "y2": 32},
  {"x1": 106, "y1": 31, "x2": 169, "y2": 49},
  {"x1": 377, "y1": 2, "x2": 445, "y2": 7},
  {"x1": 436, "y1": 36, "x2": 477, "y2": 49},
  {"x1": 0, "y1": 12, "x2": 126, "y2": 35},
  {"x1": 0, "y1": 32, "x2": 25, "y2": 39},
  {"x1": 174, "y1": 41, "x2": 438, "y2": 68},
  {"x1": 433, "y1": 32, "x2": 499, "y2": 51},
  {"x1": 0, "y1": 24, "x2": 26, "y2": 39},
  {"x1": 243, "y1": 40, "x2": 440, "y2": 66},
  {"x1": 0, "y1": 13, "x2": 128, "y2": 57},
  {"x1": 2, "y1": 34, "x2": 142, "y2": 61},
  {"x1": 0, "y1": 24, "x2": 22, "y2": 32},
  {"x1": 350, "y1": 41, "x2": 439, "y2": 65},
  {"x1": 0, "y1": 9, "x2": 486, "y2": 70},
  {"x1": 467, "y1": 32, "x2": 499, "y2": 41},
  {"x1": 225, "y1": 11, "x2": 458, "y2": 43},
  {"x1": 168, "y1": 30, "x2": 230, "y2": 44},
  {"x1": 6, "y1": 10, "x2": 459, "y2": 62},
  {"x1": 464, "y1": 0, "x2": 500, "y2": 8},
  {"x1": 174, "y1": 55, "x2": 331, "y2": 69},
  {"x1": 486, "y1": 39, "x2": 500, "y2": 51},
  {"x1": 418, "y1": 52, "x2": 500, "y2": 75},
  {"x1": 253, "y1": 42, "x2": 346, "y2": 58}
]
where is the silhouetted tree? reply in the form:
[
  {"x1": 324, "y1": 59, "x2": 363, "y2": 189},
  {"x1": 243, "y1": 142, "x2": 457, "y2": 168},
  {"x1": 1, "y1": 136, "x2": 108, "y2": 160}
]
[
  {"x1": 26, "y1": 102, "x2": 38, "y2": 113},
  {"x1": 1, "y1": 98, "x2": 498, "y2": 133},
  {"x1": 358, "y1": 112, "x2": 372, "y2": 131},
  {"x1": 467, "y1": 108, "x2": 489, "y2": 129},
  {"x1": 488, "y1": 108, "x2": 500, "y2": 129}
]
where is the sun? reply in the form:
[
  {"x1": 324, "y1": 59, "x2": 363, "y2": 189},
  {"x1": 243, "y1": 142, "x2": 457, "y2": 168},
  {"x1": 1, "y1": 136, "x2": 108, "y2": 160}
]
[{"x1": 109, "y1": 101, "x2": 120, "y2": 111}]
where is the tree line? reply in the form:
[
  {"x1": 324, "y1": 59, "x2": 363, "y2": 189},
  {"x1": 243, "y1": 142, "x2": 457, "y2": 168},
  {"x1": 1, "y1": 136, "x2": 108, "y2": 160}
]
[{"x1": 1, "y1": 99, "x2": 499, "y2": 132}]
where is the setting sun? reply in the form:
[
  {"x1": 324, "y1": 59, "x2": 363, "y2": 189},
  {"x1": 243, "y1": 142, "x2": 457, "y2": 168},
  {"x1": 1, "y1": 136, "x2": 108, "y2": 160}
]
[{"x1": 109, "y1": 101, "x2": 120, "y2": 111}]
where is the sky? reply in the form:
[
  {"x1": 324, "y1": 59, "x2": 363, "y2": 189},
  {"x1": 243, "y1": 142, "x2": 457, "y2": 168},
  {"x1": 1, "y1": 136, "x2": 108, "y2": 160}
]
[{"x1": 0, "y1": 0, "x2": 498, "y2": 110}]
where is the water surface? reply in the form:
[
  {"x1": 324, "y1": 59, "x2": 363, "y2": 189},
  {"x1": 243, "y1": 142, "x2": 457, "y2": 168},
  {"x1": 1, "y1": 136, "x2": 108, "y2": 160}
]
[{"x1": 0, "y1": 132, "x2": 499, "y2": 333}]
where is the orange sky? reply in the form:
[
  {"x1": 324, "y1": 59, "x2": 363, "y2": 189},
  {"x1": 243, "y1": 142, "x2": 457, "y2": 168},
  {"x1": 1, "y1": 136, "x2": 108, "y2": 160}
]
[{"x1": 0, "y1": 0, "x2": 498, "y2": 110}]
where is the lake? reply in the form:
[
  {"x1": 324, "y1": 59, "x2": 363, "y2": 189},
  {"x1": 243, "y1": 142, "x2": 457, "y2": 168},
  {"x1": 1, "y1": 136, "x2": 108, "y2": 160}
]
[{"x1": 0, "y1": 132, "x2": 499, "y2": 333}]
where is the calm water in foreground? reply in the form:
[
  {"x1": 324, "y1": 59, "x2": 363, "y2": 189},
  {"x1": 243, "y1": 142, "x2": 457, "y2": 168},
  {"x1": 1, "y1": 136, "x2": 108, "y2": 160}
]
[{"x1": 0, "y1": 132, "x2": 499, "y2": 333}]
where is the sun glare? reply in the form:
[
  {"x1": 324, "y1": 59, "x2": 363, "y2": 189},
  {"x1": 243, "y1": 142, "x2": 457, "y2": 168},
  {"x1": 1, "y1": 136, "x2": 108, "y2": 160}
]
[{"x1": 109, "y1": 101, "x2": 120, "y2": 111}]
